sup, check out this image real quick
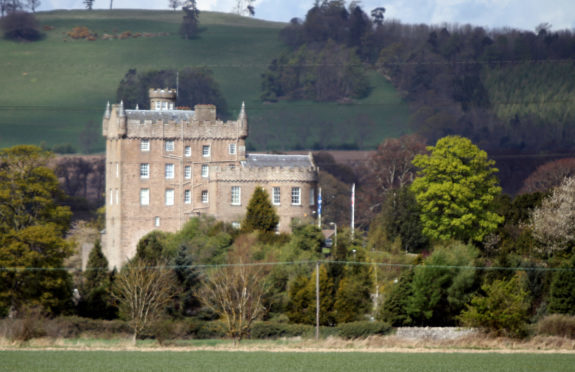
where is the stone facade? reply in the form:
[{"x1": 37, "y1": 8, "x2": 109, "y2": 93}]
[{"x1": 102, "y1": 89, "x2": 318, "y2": 268}]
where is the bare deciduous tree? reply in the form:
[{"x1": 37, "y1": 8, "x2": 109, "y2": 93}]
[
  {"x1": 530, "y1": 177, "x2": 575, "y2": 256},
  {"x1": 198, "y1": 235, "x2": 268, "y2": 344},
  {"x1": 112, "y1": 259, "x2": 176, "y2": 344},
  {"x1": 521, "y1": 158, "x2": 575, "y2": 194}
]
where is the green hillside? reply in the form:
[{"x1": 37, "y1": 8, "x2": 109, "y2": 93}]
[{"x1": 0, "y1": 10, "x2": 410, "y2": 153}]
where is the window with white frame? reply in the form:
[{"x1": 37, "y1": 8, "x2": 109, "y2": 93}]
[
  {"x1": 109, "y1": 189, "x2": 113, "y2": 205},
  {"x1": 141, "y1": 139, "x2": 150, "y2": 152},
  {"x1": 185, "y1": 146, "x2": 191, "y2": 157},
  {"x1": 162, "y1": 101, "x2": 167, "y2": 110},
  {"x1": 165, "y1": 189, "x2": 174, "y2": 206},
  {"x1": 184, "y1": 190, "x2": 191, "y2": 204},
  {"x1": 165, "y1": 163, "x2": 174, "y2": 179},
  {"x1": 115, "y1": 189, "x2": 119, "y2": 205},
  {"x1": 165, "y1": 140, "x2": 175, "y2": 152},
  {"x1": 309, "y1": 188, "x2": 315, "y2": 206},
  {"x1": 202, "y1": 145, "x2": 210, "y2": 157},
  {"x1": 201, "y1": 190, "x2": 209, "y2": 203},
  {"x1": 201, "y1": 164, "x2": 209, "y2": 178},
  {"x1": 140, "y1": 163, "x2": 150, "y2": 179},
  {"x1": 272, "y1": 187, "x2": 281, "y2": 205},
  {"x1": 116, "y1": 162, "x2": 119, "y2": 177},
  {"x1": 229, "y1": 143, "x2": 236, "y2": 155},
  {"x1": 291, "y1": 187, "x2": 301, "y2": 205},
  {"x1": 140, "y1": 188, "x2": 150, "y2": 206},
  {"x1": 155, "y1": 102, "x2": 161, "y2": 110},
  {"x1": 231, "y1": 186, "x2": 241, "y2": 205},
  {"x1": 154, "y1": 216, "x2": 160, "y2": 227},
  {"x1": 184, "y1": 165, "x2": 191, "y2": 179}
]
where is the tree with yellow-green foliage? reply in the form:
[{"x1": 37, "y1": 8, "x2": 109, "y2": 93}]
[
  {"x1": 242, "y1": 186, "x2": 279, "y2": 234},
  {"x1": 411, "y1": 136, "x2": 503, "y2": 243},
  {"x1": 0, "y1": 145, "x2": 73, "y2": 316}
]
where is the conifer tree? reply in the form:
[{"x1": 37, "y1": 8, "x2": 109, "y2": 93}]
[{"x1": 242, "y1": 186, "x2": 279, "y2": 233}]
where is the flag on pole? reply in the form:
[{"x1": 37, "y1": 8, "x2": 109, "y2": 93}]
[{"x1": 317, "y1": 187, "x2": 322, "y2": 228}]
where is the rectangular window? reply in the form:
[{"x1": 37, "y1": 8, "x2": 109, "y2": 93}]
[
  {"x1": 201, "y1": 190, "x2": 209, "y2": 203},
  {"x1": 165, "y1": 140, "x2": 175, "y2": 152},
  {"x1": 115, "y1": 189, "x2": 119, "y2": 205},
  {"x1": 202, "y1": 145, "x2": 210, "y2": 157},
  {"x1": 185, "y1": 146, "x2": 191, "y2": 157},
  {"x1": 291, "y1": 187, "x2": 301, "y2": 205},
  {"x1": 116, "y1": 162, "x2": 119, "y2": 177},
  {"x1": 154, "y1": 216, "x2": 160, "y2": 227},
  {"x1": 141, "y1": 139, "x2": 150, "y2": 152},
  {"x1": 165, "y1": 163, "x2": 174, "y2": 179},
  {"x1": 184, "y1": 190, "x2": 191, "y2": 204},
  {"x1": 272, "y1": 187, "x2": 281, "y2": 205},
  {"x1": 165, "y1": 189, "x2": 174, "y2": 206},
  {"x1": 201, "y1": 164, "x2": 209, "y2": 178},
  {"x1": 184, "y1": 165, "x2": 191, "y2": 179},
  {"x1": 231, "y1": 186, "x2": 241, "y2": 205},
  {"x1": 155, "y1": 102, "x2": 161, "y2": 110},
  {"x1": 229, "y1": 143, "x2": 236, "y2": 155},
  {"x1": 140, "y1": 188, "x2": 149, "y2": 206},
  {"x1": 140, "y1": 163, "x2": 149, "y2": 179},
  {"x1": 109, "y1": 189, "x2": 113, "y2": 205},
  {"x1": 309, "y1": 188, "x2": 315, "y2": 206},
  {"x1": 162, "y1": 101, "x2": 167, "y2": 110}
]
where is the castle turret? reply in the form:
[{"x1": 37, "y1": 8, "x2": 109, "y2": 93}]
[{"x1": 149, "y1": 88, "x2": 176, "y2": 110}]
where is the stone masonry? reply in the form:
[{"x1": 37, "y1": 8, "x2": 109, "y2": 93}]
[{"x1": 102, "y1": 89, "x2": 318, "y2": 268}]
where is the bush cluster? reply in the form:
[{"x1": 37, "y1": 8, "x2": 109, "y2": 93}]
[{"x1": 536, "y1": 314, "x2": 575, "y2": 339}]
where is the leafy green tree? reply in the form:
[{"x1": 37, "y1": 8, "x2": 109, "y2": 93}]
[
  {"x1": 136, "y1": 230, "x2": 169, "y2": 264},
  {"x1": 459, "y1": 274, "x2": 530, "y2": 338},
  {"x1": 411, "y1": 136, "x2": 503, "y2": 243},
  {"x1": 0, "y1": 145, "x2": 73, "y2": 316},
  {"x1": 242, "y1": 186, "x2": 279, "y2": 233},
  {"x1": 407, "y1": 242, "x2": 479, "y2": 326},
  {"x1": 548, "y1": 254, "x2": 575, "y2": 315}
]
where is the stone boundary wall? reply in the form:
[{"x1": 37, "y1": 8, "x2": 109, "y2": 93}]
[{"x1": 395, "y1": 327, "x2": 477, "y2": 340}]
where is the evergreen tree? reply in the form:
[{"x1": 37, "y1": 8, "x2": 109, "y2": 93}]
[
  {"x1": 180, "y1": 0, "x2": 200, "y2": 39},
  {"x1": 171, "y1": 244, "x2": 201, "y2": 316},
  {"x1": 79, "y1": 240, "x2": 117, "y2": 319},
  {"x1": 378, "y1": 269, "x2": 414, "y2": 326},
  {"x1": 287, "y1": 265, "x2": 335, "y2": 325},
  {"x1": 242, "y1": 186, "x2": 279, "y2": 233},
  {"x1": 334, "y1": 266, "x2": 372, "y2": 323},
  {"x1": 548, "y1": 254, "x2": 575, "y2": 315}
]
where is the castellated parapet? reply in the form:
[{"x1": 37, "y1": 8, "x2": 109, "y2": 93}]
[{"x1": 102, "y1": 91, "x2": 317, "y2": 269}]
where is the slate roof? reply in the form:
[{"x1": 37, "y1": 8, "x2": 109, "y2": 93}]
[
  {"x1": 125, "y1": 110, "x2": 195, "y2": 122},
  {"x1": 245, "y1": 154, "x2": 314, "y2": 169}
]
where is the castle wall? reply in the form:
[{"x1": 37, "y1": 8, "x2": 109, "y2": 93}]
[{"x1": 103, "y1": 101, "x2": 317, "y2": 268}]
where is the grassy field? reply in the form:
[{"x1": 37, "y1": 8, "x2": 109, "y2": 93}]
[
  {"x1": 2, "y1": 350, "x2": 575, "y2": 371},
  {"x1": 0, "y1": 10, "x2": 410, "y2": 153}
]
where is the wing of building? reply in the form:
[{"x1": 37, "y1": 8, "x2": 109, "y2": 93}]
[{"x1": 102, "y1": 89, "x2": 318, "y2": 268}]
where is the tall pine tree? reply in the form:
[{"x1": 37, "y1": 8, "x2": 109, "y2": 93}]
[{"x1": 242, "y1": 186, "x2": 279, "y2": 233}]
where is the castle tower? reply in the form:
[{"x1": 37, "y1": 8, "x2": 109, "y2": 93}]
[{"x1": 149, "y1": 88, "x2": 176, "y2": 110}]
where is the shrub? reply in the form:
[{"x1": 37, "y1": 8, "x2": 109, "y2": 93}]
[
  {"x1": 66, "y1": 26, "x2": 96, "y2": 40},
  {"x1": 250, "y1": 322, "x2": 314, "y2": 339},
  {"x1": 43, "y1": 316, "x2": 131, "y2": 338},
  {"x1": 0, "y1": 307, "x2": 46, "y2": 342},
  {"x1": 537, "y1": 314, "x2": 575, "y2": 339},
  {"x1": 458, "y1": 274, "x2": 530, "y2": 338},
  {"x1": 1, "y1": 11, "x2": 42, "y2": 41},
  {"x1": 187, "y1": 320, "x2": 226, "y2": 339},
  {"x1": 336, "y1": 321, "x2": 392, "y2": 339}
]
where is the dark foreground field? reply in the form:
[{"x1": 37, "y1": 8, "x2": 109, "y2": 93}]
[{"x1": 3, "y1": 350, "x2": 575, "y2": 371}]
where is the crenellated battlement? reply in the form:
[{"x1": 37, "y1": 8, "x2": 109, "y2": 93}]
[
  {"x1": 214, "y1": 164, "x2": 318, "y2": 183},
  {"x1": 149, "y1": 88, "x2": 177, "y2": 99}
]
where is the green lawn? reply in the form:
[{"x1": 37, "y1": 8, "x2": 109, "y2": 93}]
[
  {"x1": 2, "y1": 350, "x2": 574, "y2": 371},
  {"x1": 0, "y1": 10, "x2": 410, "y2": 152}
]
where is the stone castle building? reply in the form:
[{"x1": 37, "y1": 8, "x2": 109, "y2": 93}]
[{"x1": 102, "y1": 89, "x2": 318, "y2": 268}]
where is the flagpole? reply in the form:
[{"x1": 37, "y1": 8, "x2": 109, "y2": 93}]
[{"x1": 351, "y1": 183, "x2": 355, "y2": 240}]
